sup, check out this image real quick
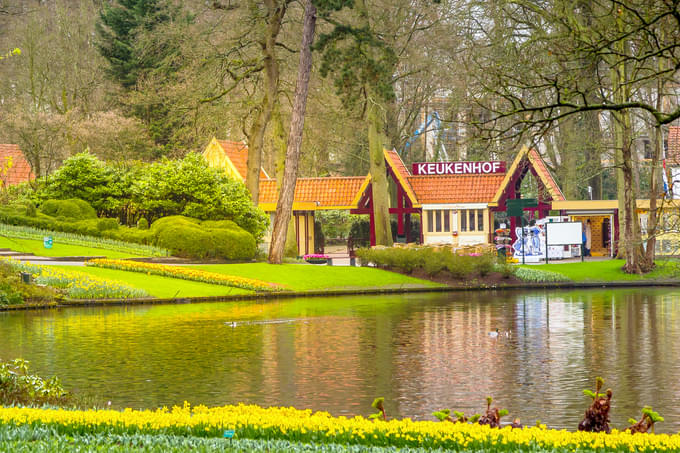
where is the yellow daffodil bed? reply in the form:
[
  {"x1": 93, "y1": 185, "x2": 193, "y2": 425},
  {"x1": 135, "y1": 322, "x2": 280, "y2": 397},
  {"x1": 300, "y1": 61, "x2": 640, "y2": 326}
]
[
  {"x1": 86, "y1": 259, "x2": 283, "y2": 292},
  {"x1": 1, "y1": 403, "x2": 679, "y2": 452}
]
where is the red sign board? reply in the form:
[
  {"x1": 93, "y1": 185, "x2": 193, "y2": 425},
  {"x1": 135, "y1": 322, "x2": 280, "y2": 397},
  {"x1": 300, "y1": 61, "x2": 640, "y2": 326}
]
[{"x1": 411, "y1": 161, "x2": 506, "y2": 176}]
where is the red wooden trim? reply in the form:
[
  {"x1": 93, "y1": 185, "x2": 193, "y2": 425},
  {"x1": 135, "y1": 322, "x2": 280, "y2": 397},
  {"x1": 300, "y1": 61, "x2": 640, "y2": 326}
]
[{"x1": 388, "y1": 208, "x2": 421, "y2": 214}]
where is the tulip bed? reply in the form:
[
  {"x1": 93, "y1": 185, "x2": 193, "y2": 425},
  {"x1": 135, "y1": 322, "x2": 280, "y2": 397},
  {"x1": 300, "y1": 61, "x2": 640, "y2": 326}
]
[
  {"x1": 86, "y1": 259, "x2": 283, "y2": 292},
  {"x1": 1, "y1": 403, "x2": 679, "y2": 452},
  {"x1": 1, "y1": 258, "x2": 149, "y2": 299}
]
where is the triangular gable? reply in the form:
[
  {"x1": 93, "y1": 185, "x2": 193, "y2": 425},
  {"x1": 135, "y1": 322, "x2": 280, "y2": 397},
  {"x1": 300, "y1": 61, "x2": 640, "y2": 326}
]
[
  {"x1": 489, "y1": 146, "x2": 565, "y2": 207},
  {"x1": 202, "y1": 137, "x2": 269, "y2": 181},
  {"x1": 351, "y1": 149, "x2": 420, "y2": 208},
  {"x1": 384, "y1": 149, "x2": 419, "y2": 206},
  {"x1": 0, "y1": 144, "x2": 33, "y2": 186}
]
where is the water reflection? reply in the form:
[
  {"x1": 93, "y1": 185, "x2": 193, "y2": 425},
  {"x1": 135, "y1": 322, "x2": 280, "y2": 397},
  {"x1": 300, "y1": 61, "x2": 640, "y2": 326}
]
[{"x1": 0, "y1": 288, "x2": 679, "y2": 432}]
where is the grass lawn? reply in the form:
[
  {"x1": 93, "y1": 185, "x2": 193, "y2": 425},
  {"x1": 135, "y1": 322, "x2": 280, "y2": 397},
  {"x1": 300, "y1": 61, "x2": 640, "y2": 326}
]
[
  {"x1": 0, "y1": 237, "x2": 141, "y2": 259},
  {"x1": 53, "y1": 265, "x2": 251, "y2": 298},
  {"x1": 187, "y1": 263, "x2": 444, "y2": 291},
  {"x1": 520, "y1": 259, "x2": 680, "y2": 282}
]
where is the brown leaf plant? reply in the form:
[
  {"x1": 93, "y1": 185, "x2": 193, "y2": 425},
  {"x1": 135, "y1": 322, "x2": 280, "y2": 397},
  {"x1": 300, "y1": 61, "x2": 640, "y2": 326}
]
[
  {"x1": 477, "y1": 396, "x2": 510, "y2": 428},
  {"x1": 369, "y1": 397, "x2": 386, "y2": 421},
  {"x1": 578, "y1": 377, "x2": 613, "y2": 433},
  {"x1": 627, "y1": 407, "x2": 664, "y2": 434}
]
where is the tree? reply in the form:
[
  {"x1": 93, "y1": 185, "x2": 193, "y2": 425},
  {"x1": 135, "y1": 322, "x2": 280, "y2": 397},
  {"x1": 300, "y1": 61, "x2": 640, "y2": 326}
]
[
  {"x1": 315, "y1": 0, "x2": 399, "y2": 246},
  {"x1": 268, "y1": 0, "x2": 317, "y2": 263},
  {"x1": 96, "y1": 0, "x2": 193, "y2": 153},
  {"x1": 462, "y1": 0, "x2": 680, "y2": 273}
]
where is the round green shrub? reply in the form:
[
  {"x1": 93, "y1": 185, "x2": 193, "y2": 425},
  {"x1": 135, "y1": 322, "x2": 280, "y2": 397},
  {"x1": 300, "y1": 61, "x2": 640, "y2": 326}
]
[
  {"x1": 136, "y1": 217, "x2": 149, "y2": 230},
  {"x1": 96, "y1": 218, "x2": 119, "y2": 231},
  {"x1": 209, "y1": 228, "x2": 256, "y2": 260},
  {"x1": 200, "y1": 219, "x2": 240, "y2": 230},
  {"x1": 40, "y1": 199, "x2": 96, "y2": 219},
  {"x1": 150, "y1": 215, "x2": 256, "y2": 260},
  {"x1": 150, "y1": 215, "x2": 200, "y2": 233},
  {"x1": 155, "y1": 224, "x2": 213, "y2": 259}
]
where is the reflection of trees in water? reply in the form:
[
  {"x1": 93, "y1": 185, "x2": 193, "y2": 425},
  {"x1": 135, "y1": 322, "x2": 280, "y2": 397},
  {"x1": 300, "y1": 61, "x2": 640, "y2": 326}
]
[{"x1": 1, "y1": 290, "x2": 680, "y2": 431}]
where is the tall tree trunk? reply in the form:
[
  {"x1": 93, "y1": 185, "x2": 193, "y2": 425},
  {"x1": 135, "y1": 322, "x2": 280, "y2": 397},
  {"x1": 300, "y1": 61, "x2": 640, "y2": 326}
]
[
  {"x1": 268, "y1": 0, "x2": 316, "y2": 264},
  {"x1": 272, "y1": 103, "x2": 299, "y2": 258},
  {"x1": 610, "y1": 10, "x2": 651, "y2": 273},
  {"x1": 246, "y1": 0, "x2": 286, "y2": 204},
  {"x1": 367, "y1": 94, "x2": 394, "y2": 247},
  {"x1": 645, "y1": 65, "x2": 666, "y2": 265}
]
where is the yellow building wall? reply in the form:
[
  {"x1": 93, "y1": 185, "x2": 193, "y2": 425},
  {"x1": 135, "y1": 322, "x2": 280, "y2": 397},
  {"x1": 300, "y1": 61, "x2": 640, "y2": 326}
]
[{"x1": 202, "y1": 138, "x2": 242, "y2": 180}]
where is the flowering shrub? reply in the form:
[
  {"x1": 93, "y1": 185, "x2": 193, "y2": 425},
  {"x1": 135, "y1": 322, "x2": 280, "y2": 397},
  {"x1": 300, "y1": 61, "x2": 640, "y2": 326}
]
[
  {"x1": 86, "y1": 259, "x2": 284, "y2": 292},
  {"x1": 514, "y1": 267, "x2": 571, "y2": 283},
  {"x1": 1, "y1": 258, "x2": 149, "y2": 299},
  {"x1": 0, "y1": 403, "x2": 679, "y2": 452},
  {"x1": 303, "y1": 254, "x2": 329, "y2": 261}
]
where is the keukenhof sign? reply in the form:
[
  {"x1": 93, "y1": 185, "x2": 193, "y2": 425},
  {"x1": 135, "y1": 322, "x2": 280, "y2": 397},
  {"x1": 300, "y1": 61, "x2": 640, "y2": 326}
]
[{"x1": 412, "y1": 161, "x2": 506, "y2": 176}]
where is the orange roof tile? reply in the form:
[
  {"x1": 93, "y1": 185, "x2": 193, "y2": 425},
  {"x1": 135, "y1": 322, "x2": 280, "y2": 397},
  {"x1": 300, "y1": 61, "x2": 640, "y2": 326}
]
[
  {"x1": 259, "y1": 177, "x2": 366, "y2": 208},
  {"x1": 383, "y1": 149, "x2": 419, "y2": 206},
  {"x1": 217, "y1": 140, "x2": 269, "y2": 180},
  {"x1": 668, "y1": 126, "x2": 680, "y2": 165},
  {"x1": 0, "y1": 144, "x2": 33, "y2": 187},
  {"x1": 527, "y1": 149, "x2": 566, "y2": 201},
  {"x1": 407, "y1": 174, "x2": 505, "y2": 204}
]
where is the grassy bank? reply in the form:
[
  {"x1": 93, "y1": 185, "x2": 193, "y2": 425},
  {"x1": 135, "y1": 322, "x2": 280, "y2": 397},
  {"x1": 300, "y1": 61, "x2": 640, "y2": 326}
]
[
  {"x1": 520, "y1": 259, "x2": 680, "y2": 282},
  {"x1": 187, "y1": 263, "x2": 444, "y2": 291},
  {"x1": 0, "y1": 237, "x2": 141, "y2": 259}
]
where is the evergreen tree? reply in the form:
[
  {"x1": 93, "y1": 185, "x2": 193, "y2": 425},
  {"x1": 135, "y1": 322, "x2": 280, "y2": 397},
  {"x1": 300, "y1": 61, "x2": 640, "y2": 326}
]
[{"x1": 95, "y1": 0, "x2": 177, "y2": 89}]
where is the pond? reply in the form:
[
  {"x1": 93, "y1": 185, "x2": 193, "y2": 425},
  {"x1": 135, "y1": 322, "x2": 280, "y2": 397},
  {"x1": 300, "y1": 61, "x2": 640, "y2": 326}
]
[{"x1": 1, "y1": 288, "x2": 679, "y2": 432}]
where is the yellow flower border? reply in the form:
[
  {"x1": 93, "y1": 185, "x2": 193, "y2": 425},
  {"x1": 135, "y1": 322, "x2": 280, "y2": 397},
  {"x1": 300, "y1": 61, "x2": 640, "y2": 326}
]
[
  {"x1": 1, "y1": 403, "x2": 679, "y2": 452},
  {"x1": 86, "y1": 259, "x2": 284, "y2": 292}
]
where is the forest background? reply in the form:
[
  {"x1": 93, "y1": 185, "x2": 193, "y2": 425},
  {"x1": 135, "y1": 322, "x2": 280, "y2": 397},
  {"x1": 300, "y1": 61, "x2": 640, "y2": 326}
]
[{"x1": 1, "y1": 0, "x2": 679, "y2": 271}]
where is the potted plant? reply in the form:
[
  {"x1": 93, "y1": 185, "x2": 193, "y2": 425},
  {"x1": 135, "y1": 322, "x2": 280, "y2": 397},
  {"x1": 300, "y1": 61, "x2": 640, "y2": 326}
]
[{"x1": 303, "y1": 254, "x2": 329, "y2": 264}]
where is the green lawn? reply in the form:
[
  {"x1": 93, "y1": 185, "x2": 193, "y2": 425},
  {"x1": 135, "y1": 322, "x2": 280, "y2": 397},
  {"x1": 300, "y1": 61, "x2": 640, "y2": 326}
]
[
  {"x1": 187, "y1": 263, "x2": 444, "y2": 291},
  {"x1": 520, "y1": 259, "x2": 680, "y2": 282},
  {"x1": 53, "y1": 266, "x2": 251, "y2": 298},
  {"x1": 0, "y1": 237, "x2": 141, "y2": 259}
]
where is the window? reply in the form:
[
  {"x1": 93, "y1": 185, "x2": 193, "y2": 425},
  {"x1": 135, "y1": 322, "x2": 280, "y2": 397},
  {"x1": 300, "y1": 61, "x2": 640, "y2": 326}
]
[
  {"x1": 459, "y1": 209, "x2": 485, "y2": 232},
  {"x1": 426, "y1": 210, "x2": 453, "y2": 233}
]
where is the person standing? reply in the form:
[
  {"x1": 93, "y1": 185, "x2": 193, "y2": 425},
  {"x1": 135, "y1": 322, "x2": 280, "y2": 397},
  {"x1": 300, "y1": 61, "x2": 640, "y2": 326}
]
[{"x1": 585, "y1": 219, "x2": 592, "y2": 256}]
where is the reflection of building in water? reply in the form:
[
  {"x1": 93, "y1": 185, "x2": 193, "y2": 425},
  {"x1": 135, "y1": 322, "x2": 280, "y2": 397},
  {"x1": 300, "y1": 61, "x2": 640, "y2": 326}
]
[
  {"x1": 259, "y1": 317, "x2": 366, "y2": 414},
  {"x1": 392, "y1": 298, "x2": 517, "y2": 418}
]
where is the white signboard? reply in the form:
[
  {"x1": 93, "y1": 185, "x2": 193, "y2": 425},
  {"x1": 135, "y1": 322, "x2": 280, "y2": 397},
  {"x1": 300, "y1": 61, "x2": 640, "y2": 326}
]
[{"x1": 546, "y1": 222, "x2": 582, "y2": 245}]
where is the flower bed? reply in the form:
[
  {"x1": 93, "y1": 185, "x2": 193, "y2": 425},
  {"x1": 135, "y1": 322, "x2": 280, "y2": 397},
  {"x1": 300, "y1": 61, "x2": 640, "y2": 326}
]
[
  {"x1": 0, "y1": 403, "x2": 678, "y2": 452},
  {"x1": 303, "y1": 254, "x2": 329, "y2": 264},
  {"x1": 1, "y1": 258, "x2": 149, "y2": 299},
  {"x1": 86, "y1": 259, "x2": 284, "y2": 292}
]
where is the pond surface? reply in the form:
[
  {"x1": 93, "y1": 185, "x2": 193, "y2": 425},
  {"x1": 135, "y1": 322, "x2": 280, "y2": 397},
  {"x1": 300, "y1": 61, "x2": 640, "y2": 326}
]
[{"x1": 1, "y1": 288, "x2": 679, "y2": 432}]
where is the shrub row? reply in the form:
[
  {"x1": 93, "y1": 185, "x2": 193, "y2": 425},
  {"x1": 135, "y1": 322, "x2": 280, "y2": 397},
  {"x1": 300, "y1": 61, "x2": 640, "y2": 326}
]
[
  {"x1": 0, "y1": 202, "x2": 257, "y2": 260},
  {"x1": 356, "y1": 247, "x2": 497, "y2": 278}
]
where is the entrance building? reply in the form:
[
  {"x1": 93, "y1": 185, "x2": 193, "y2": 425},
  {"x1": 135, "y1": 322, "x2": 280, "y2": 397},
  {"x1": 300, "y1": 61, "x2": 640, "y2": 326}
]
[{"x1": 203, "y1": 137, "x2": 679, "y2": 257}]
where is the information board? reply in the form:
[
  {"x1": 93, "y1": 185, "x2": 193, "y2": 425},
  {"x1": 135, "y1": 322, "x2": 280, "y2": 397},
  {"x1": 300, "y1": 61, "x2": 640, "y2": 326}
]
[{"x1": 545, "y1": 222, "x2": 582, "y2": 245}]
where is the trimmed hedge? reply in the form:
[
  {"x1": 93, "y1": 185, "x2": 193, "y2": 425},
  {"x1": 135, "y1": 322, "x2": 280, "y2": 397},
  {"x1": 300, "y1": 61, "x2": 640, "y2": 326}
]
[
  {"x1": 151, "y1": 216, "x2": 255, "y2": 260},
  {"x1": 356, "y1": 246, "x2": 499, "y2": 279}
]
